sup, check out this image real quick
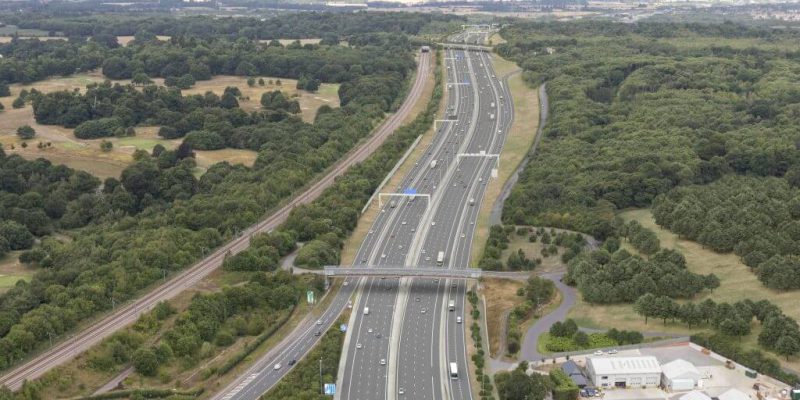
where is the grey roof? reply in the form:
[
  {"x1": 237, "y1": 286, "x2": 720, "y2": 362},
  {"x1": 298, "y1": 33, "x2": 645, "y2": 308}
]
[
  {"x1": 570, "y1": 374, "x2": 589, "y2": 387},
  {"x1": 561, "y1": 360, "x2": 582, "y2": 376}
]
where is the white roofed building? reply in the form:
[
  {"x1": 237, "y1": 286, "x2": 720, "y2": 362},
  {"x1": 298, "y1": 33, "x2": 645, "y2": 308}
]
[
  {"x1": 679, "y1": 391, "x2": 712, "y2": 400},
  {"x1": 717, "y1": 388, "x2": 750, "y2": 400},
  {"x1": 662, "y1": 358, "x2": 703, "y2": 391},
  {"x1": 586, "y1": 356, "x2": 662, "y2": 388}
]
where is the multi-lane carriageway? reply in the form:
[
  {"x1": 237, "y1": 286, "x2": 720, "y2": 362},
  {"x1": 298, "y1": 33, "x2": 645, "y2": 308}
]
[
  {"x1": 212, "y1": 32, "x2": 513, "y2": 400},
  {"x1": 338, "y1": 39, "x2": 512, "y2": 400}
]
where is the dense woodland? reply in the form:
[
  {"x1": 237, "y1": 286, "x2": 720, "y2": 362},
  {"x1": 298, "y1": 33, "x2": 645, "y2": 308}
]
[
  {"x1": 653, "y1": 176, "x2": 800, "y2": 290},
  {"x1": 497, "y1": 21, "x2": 800, "y2": 364},
  {"x1": 498, "y1": 21, "x2": 800, "y2": 241},
  {"x1": 0, "y1": 12, "x2": 448, "y2": 373}
]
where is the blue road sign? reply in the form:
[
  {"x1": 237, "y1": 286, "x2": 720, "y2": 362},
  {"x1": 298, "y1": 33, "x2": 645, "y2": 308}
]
[
  {"x1": 403, "y1": 188, "x2": 417, "y2": 195},
  {"x1": 324, "y1": 384, "x2": 336, "y2": 395}
]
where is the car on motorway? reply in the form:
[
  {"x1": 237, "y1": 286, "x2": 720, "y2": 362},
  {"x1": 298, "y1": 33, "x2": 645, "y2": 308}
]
[
  {"x1": 315, "y1": 331, "x2": 321, "y2": 336},
  {"x1": 368, "y1": 328, "x2": 373, "y2": 333},
  {"x1": 289, "y1": 359, "x2": 296, "y2": 366},
  {"x1": 273, "y1": 363, "x2": 281, "y2": 370},
  {"x1": 457, "y1": 316, "x2": 462, "y2": 324},
  {"x1": 608, "y1": 349, "x2": 618, "y2": 354},
  {"x1": 593, "y1": 350, "x2": 604, "y2": 356},
  {"x1": 380, "y1": 359, "x2": 386, "y2": 366},
  {"x1": 316, "y1": 320, "x2": 322, "y2": 325},
  {"x1": 356, "y1": 343, "x2": 362, "y2": 349},
  {"x1": 399, "y1": 388, "x2": 405, "y2": 395}
]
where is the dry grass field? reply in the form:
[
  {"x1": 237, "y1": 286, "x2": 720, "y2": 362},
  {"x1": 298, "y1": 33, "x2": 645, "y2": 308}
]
[
  {"x1": 115, "y1": 35, "x2": 170, "y2": 46},
  {"x1": 483, "y1": 278, "x2": 524, "y2": 356},
  {"x1": 0, "y1": 73, "x2": 339, "y2": 178},
  {"x1": 568, "y1": 208, "x2": 800, "y2": 370}
]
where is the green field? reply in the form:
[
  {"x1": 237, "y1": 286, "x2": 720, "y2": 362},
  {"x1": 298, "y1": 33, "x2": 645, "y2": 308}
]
[{"x1": 0, "y1": 274, "x2": 29, "y2": 288}]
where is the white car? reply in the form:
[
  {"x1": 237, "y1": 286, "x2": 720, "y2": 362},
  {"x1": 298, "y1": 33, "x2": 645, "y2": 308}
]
[
  {"x1": 316, "y1": 320, "x2": 322, "y2": 325},
  {"x1": 356, "y1": 343, "x2": 362, "y2": 349},
  {"x1": 368, "y1": 328, "x2": 373, "y2": 333},
  {"x1": 399, "y1": 388, "x2": 405, "y2": 395},
  {"x1": 273, "y1": 363, "x2": 281, "y2": 370},
  {"x1": 608, "y1": 349, "x2": 618, "y2": 354},
  {"x1": 456, "y1": 316, "x2": 462, "y2": 324},
  {"x1": 594, "y1": 350, "x2": 604, "y2": 356},
  {"x1": 380, "y1": 359, "x2": 386, "y2": 365}
]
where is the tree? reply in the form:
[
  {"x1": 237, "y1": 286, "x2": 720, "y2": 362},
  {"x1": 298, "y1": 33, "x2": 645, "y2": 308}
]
[
  {"x1": 574, "y1": 331, "x2": 589, "y2": 347},
  {"x1": 247, "y1": 77, "x2": 256, "y2": 87},
  {"x1": 634, "y1": 293, "x2": 657, "y2": 324},
  {"x1": 0, "y1": 82, "x2": 9, "y2": 97},
  {"x1": 0, "y1": 221, "x2": 35, "y2": 250},
  {"x1": 16, "y1": 125, "x2": 35, "y2": 140},
  {"x1": 776, "y1": 336, "x2": 799, "y2": 360},
  {"x1": 258, "y1": 78, "x2": 265, "y2": 86},
  {"x1": 102, "y1": 56, "x2": 132, "y2": 80},
  {"x1": 719, "y1": 317, "x2": 750, "y2": 339},
  {"x1": 100, "y1": 140, "x2": 113, "y2": 152},
  {"x1": 12, "y1": 97, "x2": 24, "y2": 109},
  {"x1": 176, "y1": 74, "x2": 196, "y2": 89},
  {"x1": 133, "y1": 348, "x2": 158, "y2": 376},
  {"x1": 132, "y1": 73, "x2": 153, "y2": 86}
]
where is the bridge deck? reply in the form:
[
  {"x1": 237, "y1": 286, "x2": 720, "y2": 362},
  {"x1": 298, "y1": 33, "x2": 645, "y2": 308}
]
[{"x1": 295, "y1": 266, "x2": 532, "y2": 281}]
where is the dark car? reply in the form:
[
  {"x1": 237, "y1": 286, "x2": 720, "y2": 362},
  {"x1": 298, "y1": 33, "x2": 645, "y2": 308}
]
[
  {"x1": 288, "y1": 359, "x2": 296, "y2": 366},
  {"x1": 315, "y1": 331, "x2": 321, "y2": 337}
]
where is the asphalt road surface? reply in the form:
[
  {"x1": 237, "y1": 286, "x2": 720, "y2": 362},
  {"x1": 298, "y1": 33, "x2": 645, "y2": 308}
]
[
  {"x1": 338, "y1": 30, "x2": 513, "y2": 400},
  {"x1": 208, "y1": 52, "x2": 432, "y2": 400},
  {"x1": 0, "y1": 51, "x2": 431, "y2": 393}
]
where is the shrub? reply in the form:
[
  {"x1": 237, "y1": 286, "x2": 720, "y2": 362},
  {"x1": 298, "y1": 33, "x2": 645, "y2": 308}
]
[
  {"x1": 183, "y1": 130, "x2": 225, "y2": 150},
  {"x1": 74, "y1": 118, "x2": 123, "y2": 139}
]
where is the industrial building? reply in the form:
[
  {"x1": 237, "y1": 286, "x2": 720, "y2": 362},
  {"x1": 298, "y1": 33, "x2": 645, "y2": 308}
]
[
  {"x1": 586, "y1": 356, "x2": 662, "y2": 388},
  {"x1": 679, "y1": 391, "x2": 712, "y2": 400},
  {"x1": 662, "y1": 358, "x2": 704, "y2": 391},
  {"x1": 717, "y1": 388, "x2": 750, "y2": 400}
]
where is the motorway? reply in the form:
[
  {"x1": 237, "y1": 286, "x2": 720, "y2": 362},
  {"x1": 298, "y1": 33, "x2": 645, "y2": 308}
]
[
  {"x1": 338, "y1": 29, "x2": 513, "y2": 400},
  {"x1": 0, "y1": 51, "x2": 431, "y2": 392}
]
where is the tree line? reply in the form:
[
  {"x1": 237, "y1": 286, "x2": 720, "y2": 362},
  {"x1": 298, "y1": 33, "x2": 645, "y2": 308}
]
[
  {"x1": 496, "y1": 20, "x2": 800, "y2": 241},
  {"x1": 653, "y1": 175, "x2": 800, "y2": 290},
  {"x1": 0, "y1": 13, "x2": 439, "y2": 372}
]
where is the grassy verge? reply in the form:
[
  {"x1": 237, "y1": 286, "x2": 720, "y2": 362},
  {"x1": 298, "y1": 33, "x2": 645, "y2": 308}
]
[
  {"x1": 482, "y1": 278, "x2": 525, "y2": 357},
  {"x1": 340, "y1": 50, "x2": 444, "y2": 266},
  {"x1": 470, "y1": 55, "x2": 539, "y2": 266},
  {"x1": 261, "y1": 314, "x2": 348, "y2": 399}
]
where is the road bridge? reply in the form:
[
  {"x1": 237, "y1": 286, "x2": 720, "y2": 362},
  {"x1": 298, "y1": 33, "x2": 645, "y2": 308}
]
[
  {"x1": 438, "y1": 43, "x2": 493, "y2": 52},
  {"x1": 291, "y1": 266, "x2": 532, "y2": 281}
]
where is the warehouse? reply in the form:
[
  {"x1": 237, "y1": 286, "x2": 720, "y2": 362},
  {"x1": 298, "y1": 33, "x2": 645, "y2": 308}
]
[
  {"x1": 586, "y1": 356, "x2": 662, "y2": 388},
  {"x1": 716, "y1": 388, "x2": 750, "y2": 400},
  {"x1": 662, "y1": 358, "x2": 704, "y2": 391},
  {"x1": 679, "y1": 391, "x2": 712, "y2": 400}
]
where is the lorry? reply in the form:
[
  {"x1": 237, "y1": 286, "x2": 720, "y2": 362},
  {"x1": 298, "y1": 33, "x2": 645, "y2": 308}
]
[
  {"x1": 448, "y1": 299, "x2": 455, "y2": 311},
  {"x1": 437, "y1": 251, "x2": 444, "y2": 266}
]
